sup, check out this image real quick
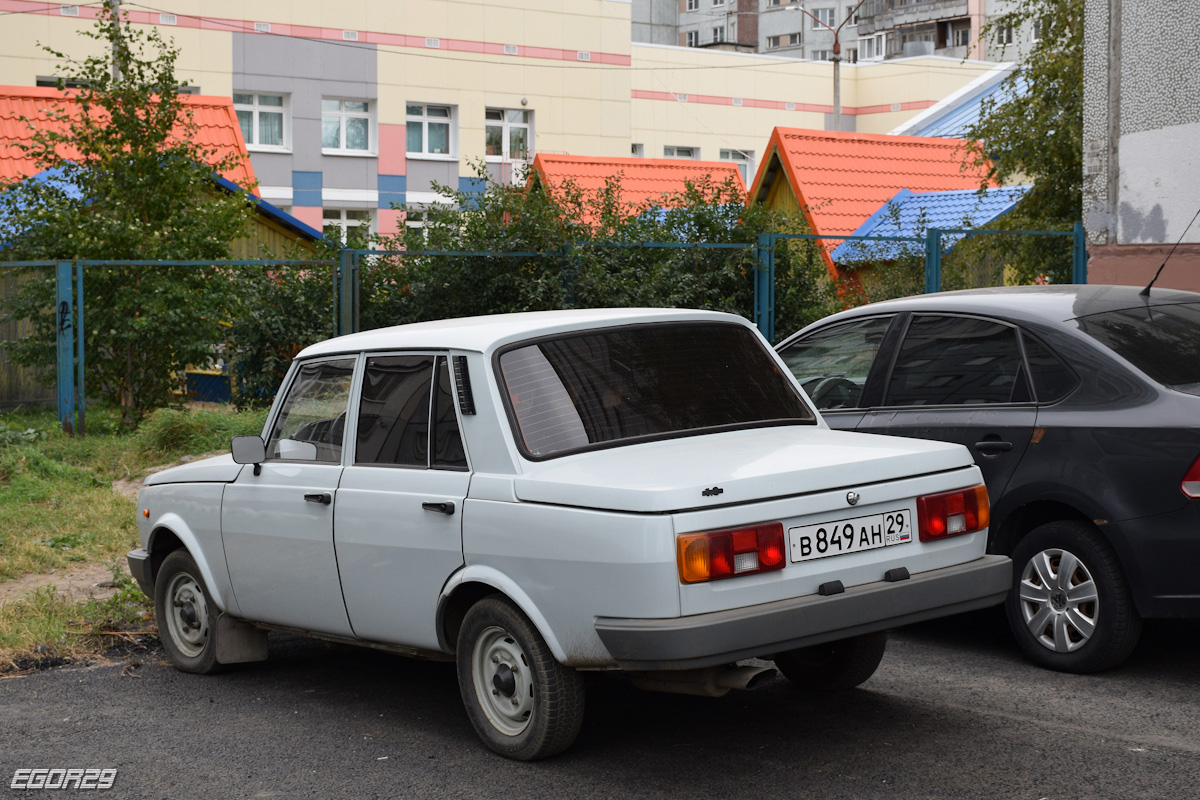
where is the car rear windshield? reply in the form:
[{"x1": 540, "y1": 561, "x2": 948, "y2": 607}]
[
  {"x1": 1075, "y1": 303, "x2": 1200, "y2": 395},
  {"x1": 498, "y1": 322, "x2": 815, "y2": 458}
]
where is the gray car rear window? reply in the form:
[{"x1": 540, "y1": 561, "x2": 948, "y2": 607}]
[
  {"x1": 498, "y1": 322, "x2": 815, "y2": 458},
  {"x1": 1076, "y1": 303, "x2": 1200, "y2": 395}
]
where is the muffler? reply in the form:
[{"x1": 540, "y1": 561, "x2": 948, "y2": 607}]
[{"x1": 628, "y1": 664, "x2": 778, "y2": 697}]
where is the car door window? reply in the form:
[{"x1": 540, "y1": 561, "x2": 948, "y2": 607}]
[
  {"x1": 356, "y1": 355, "x2": 435, "y2": 467},
  {"x1": 432, "y1": 357, "x2": 468, "y2": 470},
  {"x1": 778, "y1": 316, "x2": 892, "y2": 410},
  {"x1": 267, "y1": 358, "x2": 356, "y2": 461},
  {"x1": 886, "y1": 316, "x2": 1024, "y2": 406}
]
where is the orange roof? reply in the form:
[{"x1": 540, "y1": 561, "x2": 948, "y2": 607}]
[
  {"x1": 0, "y1": 85, "x2": 256, "y2": 192},
  {"x1": 750, "y1": 127, "x2": 993, "y2": 271},
  {"x1": 530, "y1": 153, "x2": 746, "y2": 221}
]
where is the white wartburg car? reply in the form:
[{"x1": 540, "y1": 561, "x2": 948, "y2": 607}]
[{"x1": 129, "y1": 309, "x2": 1010, "y2": 760}]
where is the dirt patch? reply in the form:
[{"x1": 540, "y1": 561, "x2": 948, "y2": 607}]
[{"x1": 0, "y1": 561, "x2": 122, "y2": 606}]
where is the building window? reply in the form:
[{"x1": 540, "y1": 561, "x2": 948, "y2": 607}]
[
  {"x1": 686, "y1": 30, "x2": 699, "y2": 47},
  {"x1": 812, "y1": 50, "x2": 832, "y2": 60},
  {"x1": 485, "y1": 108, "x2": 532, "y2": 161},
  {"x1": 686, "y1": 0, "x2": 698, "y2": 9},
  {"x1": 812, "y1": 8, "x2": 835, "y2": 28},
  {"x1": 768, "y1": 0, "x2": 782, "y2": 5},
  {"x1": 789, "y1": 32, "x2": 801, "y2": 45},
  {"x1": 323, "y1": 209, "x2": 373, "y2": 243},
  {"x1": 406, "y1": 103, "x2": 454, "y2": 157},
  {"x1": 631, "y1": 143, "x2": 644, "y2": 157},
  {"x1": 713, "y1": 26, "x2": 725, "y2": 43},
  {"x1": 845, "y1": 47, "x2": 858, "y2": 63},
  {"x1": 767, "y1": 35, "x2": 781, "y2": 48},
  {"x1": 720, "y1": 149, "x2": 754, "y2": 183},
  {"x1": 712, "y1": 0, "x2": 724, "y2": 6},
  {"x1": 998, "y1": 24, "x2": 1014, "y2": 45},
  {"x1": 322, "y1": 99, "x2": 372, "y2": 154},
  {"x1": 1031, "y1": 20, "x2": 1042, "y2": 42},
  {"x1": 664, "y1": 145, "x2": 698, "y2": 159},
  {"x1": 234, "y1": 93, "x2": 288, "y2": 150},
  {"x1": 953, "y1": 26, "x2": 970, "y2": 47}
]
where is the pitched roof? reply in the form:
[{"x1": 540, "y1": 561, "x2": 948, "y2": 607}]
[
  {"x1": 0, "y1": 85, "x2": 256, "y2": 190},
  {"x1": 890, "y1": 64, "x2": 1027, "y2": 139},
  {"x1": 751, "y1": 127, "x2": 992, "y2": 239},
  {"x1": 529, "y1": 153, "x2": 746, "y2": 218},
  {"x1": 830, "y1": 185, "x2": 1032, "y2": 262}
]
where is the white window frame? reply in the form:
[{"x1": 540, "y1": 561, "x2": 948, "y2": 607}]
[
  {"x1": 719, "y1": 148, "x2": 754, "y2": 184},
  {"x1": 686, "y1": 0, "x2": 698, "y2": 9},
  {"x1": 713, "y1": 26, "x2": 725, "y2": 43},
  {"x1": 812, "y1": 8, "x2": 835, "y2": 28},
  {"x1": 998, "y1": 24, "x2": 1014, "y2": 45},
  {"x1": 789, "y1": 32, "x2": 801, "y2": 46},
  {"x1": 322, "y1": 208, "x2": 374, "y2": 244},
  {"x1": 953, "y1": 25, "x2": 971, "y2": 47},
  {"x1": 406, "y1": 103, "x2": 457, "y2": 160},
  {"x1": 712, "y1": 0, "x2": 725, "y2": 6},
  {"x1": 767, "y1": 35, "x2": 781, "y2": 49},
  {"x1": 322, "y1": 98, "x2": 375, "y2": 156},
  {"x1": 1031, "y1": 20, "x2": 1042, "y2": 42},
  {"x1": 234, "y1": 92, "x2": 290, "y2": 152},
  {"x1": 812, "y1": 49, "x2": 832, "y2": 61},
  {"x1": 664, "y1": 145, "x2": 699, "y2": 160},
  {"x1": 485, "y1": 108, "x2": 534, "y2": 163},
  {"x1": 686, "y1": 30, "x2": 699, "y2": 47}
]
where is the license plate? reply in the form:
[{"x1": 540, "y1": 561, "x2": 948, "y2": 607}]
[{"x1": 789, "y1": 509, "x2": 912, "y2": 563}]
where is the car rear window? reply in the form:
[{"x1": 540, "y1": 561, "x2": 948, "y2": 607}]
[
  {"x1": 1076, "y1": 303, "x2": 1200, "y2": 395},
  {"x1": 498, "y1": 322, "x2": 815, "y2": 458}
]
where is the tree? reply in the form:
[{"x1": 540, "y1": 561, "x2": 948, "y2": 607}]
[
  {"x1": 0, "y1": 1, "x2": 256, "y2": 422},
  {"x1": 965, "y1": 0, "x2": 1082, "y2": 282}
]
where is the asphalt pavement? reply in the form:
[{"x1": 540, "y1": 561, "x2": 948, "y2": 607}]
[{"x1": 2, "y1": 609, "x2": 1198, "y2": 799}]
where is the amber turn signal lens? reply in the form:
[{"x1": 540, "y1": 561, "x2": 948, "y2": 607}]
[
  {"x1": 142, "y1": 509, "x2": 150, "y2": 518},
  {"x1": 677, "y1": 523, "x2": 786, "y2": 584}
]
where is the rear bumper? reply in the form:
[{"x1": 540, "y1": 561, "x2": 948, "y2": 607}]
[{"x1": 595, "y1": 554, "x2": 1011, "y2": 670}]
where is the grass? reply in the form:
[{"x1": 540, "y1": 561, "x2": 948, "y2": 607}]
[{"x1": 0, "y1": 402, "x2": 268, "y2": 669}]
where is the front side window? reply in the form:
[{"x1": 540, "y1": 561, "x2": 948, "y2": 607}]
[
  {"x1": 267, "y1": 359, "x2": 356, "y2": 462},
  {"x1": 779, "y1": 316, "x2": 893, "y2": 410},
  {"x1": 322, "y1": 98, "x2": 372, "y2": 153},
  {"x1": 498, "y1": 323, "x2": 815, "y2": 459},
  {"x1": 1075, "y1": 303, "x2": 1200, "y2": 396},
  {"x1": 886, "y1": 315, "x2": 1025, "y2": 406},
  {"x1": 406, "y1": 103, "x2": 453, "y2": 156},
  {"x1": 234, "y1": 92, "x2": 287, "y2": 149},
  {"x1": 485, "y1": 108, "x2": 532, "y2": 161}
]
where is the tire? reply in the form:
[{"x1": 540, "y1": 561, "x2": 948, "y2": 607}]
[
  {"x1": 1005, "y1": 520, "x2": 1142, "y2": 674},
  {"x1": 774, "y1": 631, "x2": 888, "y2": 691},
  {"x1": 456, "y1": 596, "x2": 585, "y2": 761},
  {"x1": 154, "y1": 549, "x2": 221, "y2": 674}
]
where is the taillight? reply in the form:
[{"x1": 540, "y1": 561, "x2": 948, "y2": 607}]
[
  {"x1": 677, "y1": 523, "x2": 785, "y2": 584},
  {"x1": 916, "y1": 485, "x2": 989, "y2": 542},
  {"x1": 1183, "y1": 455, "x2": 1200, "y2": 498}
]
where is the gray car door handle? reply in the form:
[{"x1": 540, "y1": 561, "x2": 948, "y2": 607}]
[
  {"x1": 974, "y1": 440, "x2": 1014, "y2": 453},
  {"x1": 304, "y1": 492, "x2": 332, "y2": 505},
  {"x1": 422, "y1": 501, "x2": 456, "y2": 515}
]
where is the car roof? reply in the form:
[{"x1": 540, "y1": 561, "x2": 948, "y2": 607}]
[
  {"x1": 797, "y1": 285, "x2": 1200, "y2": 331},
  {"x1": 298, "y1": 308, "x2": 751, "y2": 359}
]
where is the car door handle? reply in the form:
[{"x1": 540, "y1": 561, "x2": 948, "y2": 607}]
[
  {"x1": 422, "y1": 501, "x2": 456, "y2": 515},
  {"x1": 304, "y1": 492, "x2": 332, "y2": 505},
  {"x1": 973, "y1": 440, "x2": 1014, "y2": 453}
]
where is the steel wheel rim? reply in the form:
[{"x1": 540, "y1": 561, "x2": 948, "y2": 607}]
[
  {"x1": 471, "y1": 625, "x2": 534, "y2": 737},
  {"x1": 1018, "y1": 547, "x2": 1099, "y2": 653},
  {"x1": 165, "y1": 571, "x2": 209, "y2": 658}
]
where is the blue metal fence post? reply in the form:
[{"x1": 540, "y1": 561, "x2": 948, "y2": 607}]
[
  {"x1": 74, "y1": 261, "x2": 85, "y2": 436},
  {"x1": 55, "y1": 260, "x2": 75, "y2": 434},
  {"x1": 1072, "y1": 222, "x2": 1088, "y2": 284},
  {"x1": 337, "y1": 248, "x2": 355, "y2": 336},
  {"x1": 924, "y1": 229, "x2": 943, "y2": 294},
  {"x1": 755, "y1": 233, "x2": 775, "y2": 340}
]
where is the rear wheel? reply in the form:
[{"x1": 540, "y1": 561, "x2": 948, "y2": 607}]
[
  {"x1": 774, "y1": 631, "x2": 887, "y2": 691},
  {"x1": 155, "y1": 549, "x2": 220, "y2": 674},
  {"x1": 1005, "y1": 520, "x2": 1142, "y2": 673},
  {"x1": 456, "y1": 596, "x2": 585, "y2": 760}
]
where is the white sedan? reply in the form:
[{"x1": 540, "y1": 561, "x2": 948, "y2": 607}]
[{"x1": 128, "y1": 308, "x2": 1010, "y2": 760}]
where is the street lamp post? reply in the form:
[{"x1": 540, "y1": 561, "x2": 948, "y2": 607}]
[{"x1": 790, "y1": 0, "x2": 869, "y2": 131}]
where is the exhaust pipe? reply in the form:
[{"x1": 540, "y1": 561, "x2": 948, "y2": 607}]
[{"x1": 629, "y1": 664, "x2": 778, "y2": 697}]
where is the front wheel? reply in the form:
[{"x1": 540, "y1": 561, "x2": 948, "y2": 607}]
[
  {"x1": 774, "y1": 631, "x2": 888, "y2": 691},
  {"x1": 154, "y1": 549, "x2": 220, "y2": 674},
  {"x1": 456, "y1": 596, "x2": 585, "y2": 761},
  {"x1": 1005, "y1": 520, "x2": 1142, "y2": 673}
]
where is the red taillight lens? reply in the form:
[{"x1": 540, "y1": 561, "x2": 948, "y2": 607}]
[
  {"x1": 677, "y1": 523, "x2": 785, "y2": 584},
  {"x1": 1182, "y1": 456, "x2": 1200, "y2": 499},
  {"x1": 916, "y1": 485, "x2": 989, "y2": 542}
]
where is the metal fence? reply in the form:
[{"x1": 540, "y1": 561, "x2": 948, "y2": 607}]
[{"x1": 0, "y1": 224, "x2": 1087, "y2": 433}]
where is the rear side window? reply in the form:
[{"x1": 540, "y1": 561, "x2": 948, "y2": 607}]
[
  {"x1": 887, "y1": 315, "x2": 1024, "y2": 406},
  {"x1": 1076, "y1": 303, "x2": 1200, "y2": 395},
  {"x1": 1021, "y1": 333, "x2": 1078, "y2": 403},
  {"x1": 777, "y1": 316, "x2": 892, "y2": 410},
  {"x1": 498, "y1": 322, "x2": 815, "y2": 458}
]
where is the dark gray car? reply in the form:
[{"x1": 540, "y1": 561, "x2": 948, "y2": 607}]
[{"x1": 776, "y1": 285, "x2": 1200, "y2": 673}]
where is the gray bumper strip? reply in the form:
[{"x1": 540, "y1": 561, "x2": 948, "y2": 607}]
[{"x1": 595, "y1": 554, "x2": 1012, "y2": 670}]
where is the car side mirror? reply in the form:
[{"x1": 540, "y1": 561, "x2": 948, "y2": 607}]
[{"x1": 231, "y1": 435, "x2": 266, "y2": 475}]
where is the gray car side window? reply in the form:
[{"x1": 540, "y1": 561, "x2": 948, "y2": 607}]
[
  {"x1": 1021, "y1": 333, "x2": 1079, "y2": 403},
  {"x1": 778, "y1": 316, "x2": 893, "y2": 410},
  {"x1": 266, "y1": 358, "x2": 357, "y2": 462},
  {"x1": 356, "y1": 355, "x2": 435, "y2": 467},
  {"x1": 886, "y1": 315, "x2": 1024, "y2": 406}
]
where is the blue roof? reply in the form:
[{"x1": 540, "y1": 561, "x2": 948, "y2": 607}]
[
  {"x1": 892, "y1": 66, "x2": 1028, "y2": 140},
  {"x1": 830, "y1": 185, "x2": 1032, "y2": 263}
]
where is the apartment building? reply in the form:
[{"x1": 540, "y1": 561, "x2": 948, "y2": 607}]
[
  {"x1": 854, "y1": 0, "x2": 1037, "y2": 62},
  {"x1": 1, "y1": 0, "x2": 998, "y2": 237}
]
